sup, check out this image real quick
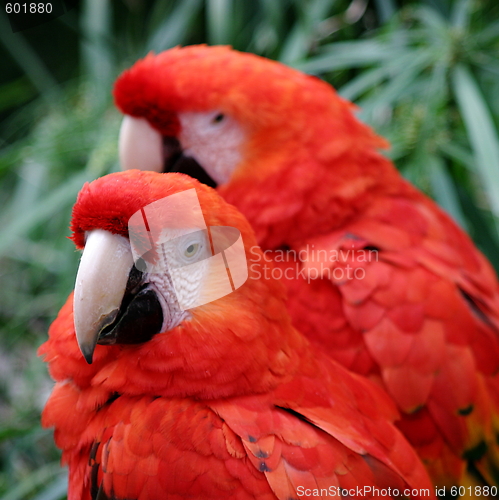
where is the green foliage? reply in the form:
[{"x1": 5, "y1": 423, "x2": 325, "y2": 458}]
[
  {"x1": 0, "y1": 0, "x2": 498, "y2": 498},
  {"x1": 296, "y1": 0, "x2": 499, "y2": 251}
]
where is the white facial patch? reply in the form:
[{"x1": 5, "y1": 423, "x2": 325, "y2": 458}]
[
  {"x1": 178, "y1": 110, "x2": 246, "y2": 185},
  {"x1": 155, "y1": 230, "x2": 212, "y2": 311}
]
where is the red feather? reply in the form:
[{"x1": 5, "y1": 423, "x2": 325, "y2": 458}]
[
  {"x1": 40, "y1": 171, "x2": 435, "y2": 499},
  {"x1": 113, "y1": 46, "x2": 499, "y2": 487}
]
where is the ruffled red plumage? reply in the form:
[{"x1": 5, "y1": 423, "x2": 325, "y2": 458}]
[
  {"x1": 40, "y1": 171, "x2": 435, "y2": 499},
  {"x1": 113, "y1": 46, "x2": 499, "y2": 487}
]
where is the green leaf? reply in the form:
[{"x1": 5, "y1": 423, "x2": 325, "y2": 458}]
[
  {"x1": 258, "y1": 0, "x2": 286, "y2": 32},
  {"x1": 0, "y1": 78, "x2": 35, "y2": 113},
  {"x1": 0, "y1": 170, "x2": 90, "y2": 257},
  {"x1": 478, "y1": 62, "x2": 499, "y2": 77},
  {"x1": 80, "y1": 0, "x2": 114, "y2": 110},
  {"x1": 457, "y1": 187, "x2": 499, "y2": 273},
  {"x1": 428, "y1": 155, "x2": 469, "y2": 230},
  {"x1": 0, "y1": 464, "x2": 64, "y2": 500},
  {"x1": 0, "y1": 121, "x2": 118, "y2": 258},
  {"x1": 340, "y1": 45, "x2": 438, "y2": 103},
  {"x1": 207, "y1": 0, "x2": 233, "y2": 45},
  {"x1": 0, "y1": 13, "x2": 59, "y2": 103},
  {"x1": 356, "y1": 49, "x2": 434, "y2": 119},
  {"x1": 452, "y1": 65, "x2": 499, "y2": 221},
  {"x1": 279, "y1": 0, "x2": 335, "y2": 64},
  {"x1": 475, "y1": 20, "x2": 499, "y2": 45},
  {"x1": 31, "y1": 475, "x2": 67, "y2": 500},
  {"x1": 373, "y1": 0, "x2": 397, "y2": 23},
  {"x1": 279, "y1": 21, "x2": 310, "y2": 64},
  {"x1": 147, "y1": 0, "x2": 204, "y2": 53},
  {"x1": 0, "y1": 160, "x2": 47, "y2": 229},
  {"x1": 439, "y1": 142, "x2": 475, "y2": 170},
  {"x1": 451, "y1": 0, "x2": 472, "y2": 30},
  {"x1": 413, "y1": 4, "x2": 448, "y2": 33},
  {"x1": 0, "y1": 426, "x2": 32, "y2": 441},
  {"x1": 339, "y1": 66, "x2": 390, "y2": 101},
  {"x1": 293, "y1": 40, "x2": 402, "y2": 73}
]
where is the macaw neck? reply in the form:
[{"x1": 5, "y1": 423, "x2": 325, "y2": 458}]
[
  {"x1": 43, "y1": 256, "x2": 311, "y2": 403},
  {"x1": 221, "y1": 146, "x2": 403, "y2": 250},
  {"x1": 45, "y1": 284, "x2": 310, "y2": 401}
]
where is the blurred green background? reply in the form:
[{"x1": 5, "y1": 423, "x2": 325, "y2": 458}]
[{"x1": 0, "y1": 0, "x2": 498, "y2": 498}]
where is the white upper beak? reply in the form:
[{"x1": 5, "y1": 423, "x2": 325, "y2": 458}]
[
  {"x1": 119, "y1": 116, "x2": 163, "y2": 172},
  {"x1": 73, "y1": 229, "x2": 134, "y2": 363}
]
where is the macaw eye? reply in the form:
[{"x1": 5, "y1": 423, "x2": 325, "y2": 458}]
[
  {"x1": 212, "y1": 113, "x2": 225, "y2": 124},
  {"x1": 184, "y1": 242, "x2": 200, "y2": 258}
]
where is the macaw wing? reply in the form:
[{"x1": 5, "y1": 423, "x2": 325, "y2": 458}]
[
  {"x1": 294, "y1": 193, "x2": 499, "y2": 485},
  {"x1": 43, "y1": 381, "x2": 287, "y2": 500},
  {"x1": 212, "y1": 364, "x2": 434, "y2": 500},
  {"x1": 40, "y1": 297, "x2": 282, "y2": 500}
]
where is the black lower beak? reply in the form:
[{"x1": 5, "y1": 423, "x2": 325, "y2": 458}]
[
  {"x1": 98, "y1": 268, "x2": 164, "y2": 346},
  {"x1": 162, "y1": 137, "x2": 218, "y2": 188}
]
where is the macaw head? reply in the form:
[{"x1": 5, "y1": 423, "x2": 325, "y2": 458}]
[
  {"x1": 114, "y1": 46, "x2": 391, "y2": 245},
  {"x1": 69, "y1": 170, "x2": 300, "y2": 398}
]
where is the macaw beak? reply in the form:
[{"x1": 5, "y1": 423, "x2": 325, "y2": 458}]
[
  {"x1": 73, "y1": 230, "x2": 134, "y2": 364},
  {"x1": 119, "y1": 115, "x2": 218, "y2": 188},
  {"x1": 119, "y1": 116, "x2": 164, "y2": 173}
]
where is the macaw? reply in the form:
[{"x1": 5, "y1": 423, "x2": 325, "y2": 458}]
[
  {"x1": 39, "y1": 170, "x2": 435, "y2": 500},
  {"x1": 113, "y1": 45, "x2": 499, "y2": 487}
]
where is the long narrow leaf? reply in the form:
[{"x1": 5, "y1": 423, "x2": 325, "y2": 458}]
[
  {"x1": 293, "y1": 40, "x2": 401, "y2": 73},
  {"x1": 451, "y1": 0, "x2": 471, "y2": 29},
  {"x1": 0, "y1": 464, "x2": 64, "y2": 500},
  {"x1": 279, "y1": 21, "x2": 311, "y2": 64},
  {"x1": 0, "y1": 110, "x2": 119, "y2": 257},
  {"x1": 457, "y1": 187, "x2": 499, "y2": 273},
  {"x1": 439, "y1": 142, "x2": 475, "y2": 170},
  {"x1": 31, "y1": 475, "x2": 68, "y2": 500},
  {"x1": 80, "y1": 0, "x2": 113, "y2": 104},
  {"x1": 0, "y1": 13, "x2": 58, "y2": 102},
  {"x1": 429, "y1": 155, "x2": 469, "y2": 230},
  {"x1": 373, "y1": 0, "x2": 396, "y2": 23},
  {"x1": 280, "y1": 0, "x2": 334, "y2": 63},
  {"x1": 0, "y1": 78, "x2": 35, "y2": 113},
  {"x1": 413, "y1": 4, "x2": 448, "y2": 32},
  {"x1": 147, "y1": 0, "x2": 204, "y2": 53},
  {"x1": 357, "y1": 49, "x2": 433, "y2": 119},
  {"x1": 207, "y1": 0, "x2": 233, "y2": 45},
  {"x1": 452, "y1": 65, "x2": 499, "y2": 219},
  {"x1": 0, "y1": 160, "x2": 47, "y2": 228},
  {"x1": 0, "y1": 170, "x2": 90, "y2": 257},
  {"x1": 339, "y1": 65, "x2": 392, "y2": 101}
]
